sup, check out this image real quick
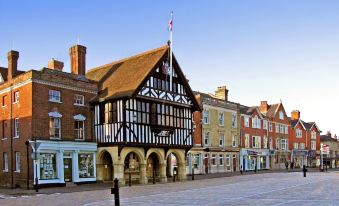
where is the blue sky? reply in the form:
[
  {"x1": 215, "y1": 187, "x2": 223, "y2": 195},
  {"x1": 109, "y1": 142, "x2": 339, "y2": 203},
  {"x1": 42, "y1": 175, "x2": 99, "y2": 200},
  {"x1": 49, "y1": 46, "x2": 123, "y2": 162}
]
[{"x1": 1, "y1": 0, "x2": 339, "y2": 135}]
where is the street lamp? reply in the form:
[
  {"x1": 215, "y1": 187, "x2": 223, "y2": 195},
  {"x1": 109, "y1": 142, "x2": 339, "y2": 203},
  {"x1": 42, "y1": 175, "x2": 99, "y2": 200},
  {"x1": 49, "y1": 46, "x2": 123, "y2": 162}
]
[{"x1": 25, "y1": 140, "x2": 30, "y2": 190}]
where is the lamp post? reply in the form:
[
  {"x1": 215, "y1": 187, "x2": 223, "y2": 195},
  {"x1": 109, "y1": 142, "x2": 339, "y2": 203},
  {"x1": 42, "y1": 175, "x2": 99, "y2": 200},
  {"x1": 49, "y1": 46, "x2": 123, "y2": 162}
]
[
  {"x1": 34, "y1": 137, "x2": 39, "y2": 192},
  {"x1": 25, "y1": 140, "x2": 30, "y2": 190}
]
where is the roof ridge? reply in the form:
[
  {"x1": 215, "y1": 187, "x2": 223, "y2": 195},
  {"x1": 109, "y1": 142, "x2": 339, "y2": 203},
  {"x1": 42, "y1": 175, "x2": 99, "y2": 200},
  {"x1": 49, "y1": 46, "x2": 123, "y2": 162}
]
[{"x1": 87, "y1": 45, "x2": 169, "y2": 74}]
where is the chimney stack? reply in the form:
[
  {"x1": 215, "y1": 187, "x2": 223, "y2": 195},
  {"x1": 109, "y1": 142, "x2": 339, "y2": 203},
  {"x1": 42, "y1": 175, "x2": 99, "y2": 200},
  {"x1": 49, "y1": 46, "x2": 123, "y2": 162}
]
[
  {"x1": 48, "y1": 59, "x2": 64, "y2": 71},
  {"x1": 291, "y1": 110, "x2": 300, "y2": 120},
  {"x1": 214, "y1": 86, "x2": 228, "y2": 101},
  {"x1": 69, "y1": 44, "x2": 86, "y2": 76},
  {"x1": 260, "y1": 101, "x2": 269, "y2": 113},
  {"x1": 7, "y1": 50, "x2": 19, "y2": 81}
]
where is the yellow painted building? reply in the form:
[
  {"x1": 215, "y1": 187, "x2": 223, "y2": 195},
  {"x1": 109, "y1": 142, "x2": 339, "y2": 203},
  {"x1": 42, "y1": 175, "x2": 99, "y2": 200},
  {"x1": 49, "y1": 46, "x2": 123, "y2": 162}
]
[{"x1": 188, "y1": 86, "x2": 240, "y2": 174}]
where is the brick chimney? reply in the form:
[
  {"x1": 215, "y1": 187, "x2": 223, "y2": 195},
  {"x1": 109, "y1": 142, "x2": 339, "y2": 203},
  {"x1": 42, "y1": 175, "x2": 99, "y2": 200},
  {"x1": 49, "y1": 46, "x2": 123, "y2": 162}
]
[
  {"x1": 48, "y1": 59, "x2": 64, "y2": 71},
  {"x1": 7, "y1": 50, "x2": 19, "y2": 81},
  {"x1": 214, "y1": 86, "x2": 228, "y2": 101},
  {"x1": 291, "y1": 110, "x2": 300, "y2": 120},
  {"x1": 260, "y1": 101, "x2": 269, "y2": 113},
  {"x1": 69, "y1": 45, "x2": 86, "y2": 76}
]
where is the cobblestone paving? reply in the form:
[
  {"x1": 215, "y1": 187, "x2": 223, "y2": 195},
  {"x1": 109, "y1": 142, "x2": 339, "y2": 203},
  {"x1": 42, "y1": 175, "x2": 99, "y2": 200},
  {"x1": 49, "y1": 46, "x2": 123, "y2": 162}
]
[{"x1": 0, "y1": 172, "x2": 338, "y2": 206}]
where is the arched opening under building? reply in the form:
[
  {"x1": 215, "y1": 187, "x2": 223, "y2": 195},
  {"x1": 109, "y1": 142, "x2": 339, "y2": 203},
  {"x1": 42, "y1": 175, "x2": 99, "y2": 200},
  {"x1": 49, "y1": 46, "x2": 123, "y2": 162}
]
[
  {"x1": 166, "y1": 152, "x2": 178, "y2": 180},
  {"x1": 98, "y1": 151, "x2": 113, "y2": 182},
  {"x1": 146, "y1": 152, "x2": 160, "y2": 183},
  {"x1": 124, "y1": 152, "x2": 141, "y2": 184}
]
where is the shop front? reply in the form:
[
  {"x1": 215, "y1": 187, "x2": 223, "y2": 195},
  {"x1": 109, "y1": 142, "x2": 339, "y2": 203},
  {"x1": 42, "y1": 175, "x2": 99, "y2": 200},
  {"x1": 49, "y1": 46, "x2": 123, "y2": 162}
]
[
  {"x1": 32, "y1": 140, "x2": 97, "y2": 186},
  {"x1": 292, "y1": 150, "x2": 308, "y2": 168},
  {"x1": 240, "y1": 149, "x2": 270, "y2": 171}
]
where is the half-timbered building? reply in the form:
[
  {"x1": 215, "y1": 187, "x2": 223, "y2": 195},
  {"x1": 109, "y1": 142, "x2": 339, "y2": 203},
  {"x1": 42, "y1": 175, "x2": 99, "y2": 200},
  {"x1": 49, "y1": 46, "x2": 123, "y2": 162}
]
[{"x1": 86, "y1": 45, "x2": 200, "y2": 185}]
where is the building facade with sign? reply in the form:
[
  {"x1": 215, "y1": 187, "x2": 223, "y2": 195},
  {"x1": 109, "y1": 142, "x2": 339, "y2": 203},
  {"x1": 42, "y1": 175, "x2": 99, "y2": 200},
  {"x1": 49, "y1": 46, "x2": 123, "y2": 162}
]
[
  {"x1": 0, "y1": 45, "x2": 98, "y2": 188},
  {"x1": 290, "y1": 110, "x2": 321, "y2": 168},
  {"x1": 320, "y1": 133, "x2": 339, "y2": 169},
  {"x1": 258, "y1": 101, "x2": 290, "y2": 169},
  {"x1": 189, "y1": 87, "x2": 240, "y2": 175},
  {"x1": 240, "y1": 105, "x2": 270, "y2": 171},
  {"x1": 86, "y1": 45, "x2": 200, "y2": 185}
]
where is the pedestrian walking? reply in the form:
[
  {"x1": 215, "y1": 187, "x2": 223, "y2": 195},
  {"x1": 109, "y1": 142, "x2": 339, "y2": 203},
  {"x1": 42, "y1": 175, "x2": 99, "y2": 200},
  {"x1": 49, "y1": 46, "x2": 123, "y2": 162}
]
[
  {"x1": 291, "y1": 161, "x2": 294, "y2": 170},
  {"x1": 285, "y1": 161, "x2": 289, "y2": 170}
]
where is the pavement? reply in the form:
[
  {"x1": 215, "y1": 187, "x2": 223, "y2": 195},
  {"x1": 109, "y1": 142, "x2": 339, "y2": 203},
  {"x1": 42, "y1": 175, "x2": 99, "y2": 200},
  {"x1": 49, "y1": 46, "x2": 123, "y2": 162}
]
[{"x1": 0, "y1": 169, "x2": 338, "y2": 206}]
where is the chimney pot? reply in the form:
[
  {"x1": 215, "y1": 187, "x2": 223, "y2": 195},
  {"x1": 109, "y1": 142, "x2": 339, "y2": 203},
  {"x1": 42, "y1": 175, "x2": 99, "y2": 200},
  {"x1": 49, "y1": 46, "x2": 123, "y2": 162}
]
[
  {"x1": 214, "y1": 86, "x2": 228, "y2": 101},
  {"x1": 48, "y1": 59, "x2": 64, "y2": 71},
  {"x1": 7, "y1": 50, "x2": 19, "y2": 81},
  {"x1": 69, "y1": 44, "x2": 86, "y2": 76},
  {"x1": 291, "y1": 110, "x2": 300, "y2": 120}
]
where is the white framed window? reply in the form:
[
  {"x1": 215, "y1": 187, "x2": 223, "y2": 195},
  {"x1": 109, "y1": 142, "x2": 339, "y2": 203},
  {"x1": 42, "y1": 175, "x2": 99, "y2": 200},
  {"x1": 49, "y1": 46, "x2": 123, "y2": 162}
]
[
  {"x1": 275, "y1": 124, "x2": 279, "y2": 133},
  {"x1": 281, "y1": 139, "x2": 288, "y2": 150},
  {"x1": 279, "y1": 111, "x2": 284, "y2": 120},
  {"x1": 252, "y1": 116, "x2": 261, "y2": 129},
  {"x1": 50, "y1": 118, "x2": 61, "y2": 139},
  {"x1": 13, "y1": 91, "x2": 19, "y2": 103},
  {"x1": 296, "y1": 128, "x2": 302, "y2": 138},
  {"x1": 245, "y1": 134, "x2": 250, "y2": 148},
  {"x1": 284, "y1": 126, "x2": 288, "y2": 134},
  {"x1": 219, "y1": 155, "x2": 223, "y2": 166},
  {"x1": 232, "y1": 113, "x2": 237, "y2": 128},
  {"x1": 74, "y1": 120, "x2": 85, "y2": 140},
  {"x1": 232, "y1": 135, "x2": 237, "y2": 147},
  {"x1": 49, "y1": 90, "x2": 61, "y2": 102},
  {"x1": 280, "y1": 125, "x2": 284, "y2": 133},
  {"x1": 300, "y1": 143, "x2": 305, "y2": 149},
  {"x1": 218, "y1": 111, "x2": 224, "y2": 126},
  {"x1": 294, "y1": 143, "x2": 299, "y2": 149},
  {"x1": 194, "y1": 154, "x2": 201, "y2": 168},
  {"x1": 3, "y1": 152, "x2": 8, "y2": 172},
  {"x1": 219, "y1": 133, "x2": 224, "y2": 147},
  {"x1": 204, "y1": 132, "x2": 210, "y2": 146},
  {"x1": 252, "y1": 136, "x2": 261, "y2": 148},
  {"x1": 263, "y1": 120, "x2": 268, "y2": 130},
  {"x1": 269, "y1": 122, "x2": 272, "y2": 132},
  {"x1": 74, "y1": 94, "x2": 84, "y2": 106},
  {"x1": 226, "y1": 155, "x2": 231, "y2": 167},
  {"x1": 276, "y1": 138, "x2": 280, "y2": 150},
  {"x1": 311, "y1": 131, "x2": 316, "y2": 139},
  {"x1": 211, "y1": 154, "x2": 216, "y2": 165},
  {"x1": 202, "y1": 109, "x2": 209, "y2": 124},
  {"x1": 15, "y1": 152, "x2": 20, "y2": 172},
  {"x1": 263, "y1": 136, "x2": 268, "y2": 149},
  {"x1": 244, "y1": 116, "x2": 249, "y2": 127},
  {"x1": 14, "y1": 118, "x2": 19, "y2": 138},
  {"x1": 311, "y1": 141, "x2": 316, "y2": 150}
]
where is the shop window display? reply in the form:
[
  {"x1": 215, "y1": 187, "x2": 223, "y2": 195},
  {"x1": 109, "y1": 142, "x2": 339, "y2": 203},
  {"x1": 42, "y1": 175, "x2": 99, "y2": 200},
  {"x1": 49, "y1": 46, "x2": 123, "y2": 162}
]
[
  {"x1": 78, "y1": 153, "x2": 94, "y2": 178},
  {"x1": 40, "y1": 153, "x2": 57, "y2": 180}
]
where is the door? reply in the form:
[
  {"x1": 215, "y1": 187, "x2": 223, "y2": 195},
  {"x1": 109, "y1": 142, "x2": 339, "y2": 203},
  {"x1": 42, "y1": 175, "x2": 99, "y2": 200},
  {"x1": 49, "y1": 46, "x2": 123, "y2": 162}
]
[
  {"x1": 64, "y1": 158, "x2": 73, "y2": 182},
  {"x1": 204, "y1": 158, "x2": 208, "y2": 174},
  {"x1": 233, "y1": 156, "x2": 237, "y2": 172}
]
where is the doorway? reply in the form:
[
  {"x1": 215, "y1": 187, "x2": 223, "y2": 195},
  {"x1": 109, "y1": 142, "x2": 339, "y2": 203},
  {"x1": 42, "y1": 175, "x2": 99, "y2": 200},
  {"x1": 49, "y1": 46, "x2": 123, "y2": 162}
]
[{"x1": 64, "y1": 157, "x2": 72, "y2": 182}]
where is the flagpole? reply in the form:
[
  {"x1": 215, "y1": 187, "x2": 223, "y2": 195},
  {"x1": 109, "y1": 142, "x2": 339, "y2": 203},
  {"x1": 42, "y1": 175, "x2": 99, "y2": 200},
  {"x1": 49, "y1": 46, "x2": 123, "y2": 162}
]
[{"x1": 169, "y1": 12, "x2": 173, "y2": 92}]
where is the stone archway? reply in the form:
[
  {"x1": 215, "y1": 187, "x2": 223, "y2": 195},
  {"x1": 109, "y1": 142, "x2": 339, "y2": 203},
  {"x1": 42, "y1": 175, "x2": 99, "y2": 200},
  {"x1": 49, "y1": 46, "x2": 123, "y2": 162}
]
[
  {"x1": 97, "y1": 150, "x2": 113, "y2": 182},
  {"x1": 166, "y1": 149, "x2": 187, "y2": 181},
  {"x1": 146, "y1": 153, "x2": 160, "y2": 183},
  {"x1": 123, "y1": 152, "x2": 142, "y2": 184}
]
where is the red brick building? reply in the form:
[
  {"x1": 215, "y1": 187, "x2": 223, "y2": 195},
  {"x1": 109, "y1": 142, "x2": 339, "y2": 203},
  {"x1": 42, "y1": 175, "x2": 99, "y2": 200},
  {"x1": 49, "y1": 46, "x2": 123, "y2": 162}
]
[
  {"x1": 0, "y1": 45, "x2": 98, "y2": 188},
  {"x1": 290, "y1": 110, "x2": 321, "y2": 167},
  {"x1": 239, "y1": 105, "x2": 270, "y2": 171}
]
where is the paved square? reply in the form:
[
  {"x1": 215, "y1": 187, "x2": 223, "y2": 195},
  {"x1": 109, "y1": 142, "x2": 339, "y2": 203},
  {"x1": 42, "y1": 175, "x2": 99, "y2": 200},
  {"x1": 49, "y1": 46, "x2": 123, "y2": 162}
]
[{"x1": 0, "y1": 172, "x2": 338, "y2": 206}]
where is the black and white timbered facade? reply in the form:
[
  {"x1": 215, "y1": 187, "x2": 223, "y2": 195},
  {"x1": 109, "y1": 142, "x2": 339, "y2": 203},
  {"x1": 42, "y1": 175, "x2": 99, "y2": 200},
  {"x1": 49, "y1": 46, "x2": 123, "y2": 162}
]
[{"x1": 93, "y1": 59, "x2": 199, "y2": 150}]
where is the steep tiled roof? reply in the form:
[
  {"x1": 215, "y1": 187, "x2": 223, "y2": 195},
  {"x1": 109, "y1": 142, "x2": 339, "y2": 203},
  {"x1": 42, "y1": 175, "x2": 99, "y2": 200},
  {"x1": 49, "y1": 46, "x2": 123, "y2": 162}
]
[
  {"x1": 86, "y1": 45, "x2": 169, "y2": 101},
  {"x1": 265, "y1": 103, "x2": 279, "y2": 118},
  {"x1": 239, "y1": 105, "x2": 258, "y2": 115},
  {"x1": 194, "y1": 91, "x2": 238, "y2": 110},
  {"x1": 291, "y1": 120, "x2": 299, "y2": 127}
]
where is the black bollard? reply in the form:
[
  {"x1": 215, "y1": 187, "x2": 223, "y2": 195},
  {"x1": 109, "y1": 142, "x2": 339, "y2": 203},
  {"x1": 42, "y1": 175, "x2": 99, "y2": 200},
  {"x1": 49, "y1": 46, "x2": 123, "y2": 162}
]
[
  {"x1": 129, "y1": 171, "x2": 132, "y2": 187},
  {"x1": 192, "y1": 168, "x2": 194, "y2": 181},
  {"x1": 111, "y1": 178, "x2": 120, "y2": 206},
  {"x1": 302, "y1": 165, "x2": 307, "y2": 177},
  {"x1": 153, "y1": 169, "x2": 156, "y2": 184}
]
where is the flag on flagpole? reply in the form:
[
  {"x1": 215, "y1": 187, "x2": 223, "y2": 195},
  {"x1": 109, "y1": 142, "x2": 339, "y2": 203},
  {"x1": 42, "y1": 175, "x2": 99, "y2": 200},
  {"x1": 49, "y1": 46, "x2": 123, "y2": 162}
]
[{"x1": 168, "y1": 12, "x2": 173, "y2": 31}]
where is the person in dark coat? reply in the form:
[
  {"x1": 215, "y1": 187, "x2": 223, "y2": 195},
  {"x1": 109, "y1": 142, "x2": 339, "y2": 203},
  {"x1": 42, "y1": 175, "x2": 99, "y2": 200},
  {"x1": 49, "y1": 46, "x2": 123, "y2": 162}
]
[
  {"x1": 291, "y1": 161, "x2": 294, "y2": 170},
  {"x1": 285, "y1": 161, "x2": 289, "y2": 170}
]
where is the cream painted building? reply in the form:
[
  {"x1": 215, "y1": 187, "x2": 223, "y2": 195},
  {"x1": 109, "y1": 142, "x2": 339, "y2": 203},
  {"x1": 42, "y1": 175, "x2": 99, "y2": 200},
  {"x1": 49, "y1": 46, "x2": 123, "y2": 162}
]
[{"x1": 188, "y1": 86, "x2": 240, "y2": 174}]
